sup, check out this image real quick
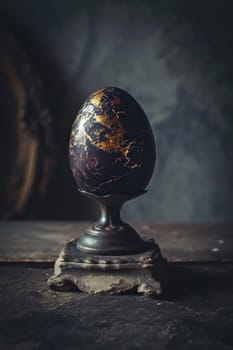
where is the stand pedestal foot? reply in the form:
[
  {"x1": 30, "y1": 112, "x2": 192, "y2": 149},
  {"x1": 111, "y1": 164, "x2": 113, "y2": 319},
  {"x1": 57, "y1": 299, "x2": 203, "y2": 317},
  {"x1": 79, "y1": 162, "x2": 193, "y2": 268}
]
[{"x1": 48, "y1": 238, "x2": 167, "y2": 295}]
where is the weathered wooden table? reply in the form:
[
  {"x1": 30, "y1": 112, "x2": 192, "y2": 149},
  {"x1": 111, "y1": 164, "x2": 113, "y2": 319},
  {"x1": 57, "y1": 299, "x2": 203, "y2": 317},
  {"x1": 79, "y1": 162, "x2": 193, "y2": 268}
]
[{"x1": 0, "y1": 222, "x2": 233, "y2": 350}]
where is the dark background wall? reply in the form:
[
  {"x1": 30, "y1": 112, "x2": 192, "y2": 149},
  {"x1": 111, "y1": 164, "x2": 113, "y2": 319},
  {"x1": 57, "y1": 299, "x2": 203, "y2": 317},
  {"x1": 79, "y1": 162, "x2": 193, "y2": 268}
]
[{"x1": 1, "y1": 0, "x2": 233, "y2": 223}]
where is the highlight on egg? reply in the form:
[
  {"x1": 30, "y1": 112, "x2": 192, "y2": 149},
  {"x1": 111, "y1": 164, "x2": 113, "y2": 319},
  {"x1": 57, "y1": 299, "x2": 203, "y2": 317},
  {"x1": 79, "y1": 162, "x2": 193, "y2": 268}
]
[{"x1": 69, "y1": 87, "x2": 156, "y2": 195}]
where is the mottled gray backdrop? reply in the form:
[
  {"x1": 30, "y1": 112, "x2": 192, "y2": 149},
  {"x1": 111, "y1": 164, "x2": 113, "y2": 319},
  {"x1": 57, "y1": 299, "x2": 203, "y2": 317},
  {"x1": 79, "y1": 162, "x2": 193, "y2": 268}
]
[{"x1": 1, "y1": 0, "x2": 233, "y2": 222}]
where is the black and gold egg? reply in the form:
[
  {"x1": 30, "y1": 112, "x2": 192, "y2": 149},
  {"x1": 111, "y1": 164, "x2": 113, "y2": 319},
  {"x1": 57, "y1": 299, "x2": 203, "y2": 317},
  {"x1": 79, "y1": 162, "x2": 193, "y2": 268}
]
[{"x1": 69, "y1": 87, "x2": 156, "y2": 195}]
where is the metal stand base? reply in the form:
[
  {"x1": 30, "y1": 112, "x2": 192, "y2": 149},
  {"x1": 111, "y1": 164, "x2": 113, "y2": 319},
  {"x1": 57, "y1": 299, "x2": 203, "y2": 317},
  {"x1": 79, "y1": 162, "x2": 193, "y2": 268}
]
[{"x1": 48, "y1": 238, "x2": 167, "y2": 295}]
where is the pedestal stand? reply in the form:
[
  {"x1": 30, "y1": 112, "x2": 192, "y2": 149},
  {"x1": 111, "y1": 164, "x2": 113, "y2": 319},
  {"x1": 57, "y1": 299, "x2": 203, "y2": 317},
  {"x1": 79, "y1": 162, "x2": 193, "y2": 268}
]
[{"x1": 48, "y1": 192, "x2": 167, "y2": 295}]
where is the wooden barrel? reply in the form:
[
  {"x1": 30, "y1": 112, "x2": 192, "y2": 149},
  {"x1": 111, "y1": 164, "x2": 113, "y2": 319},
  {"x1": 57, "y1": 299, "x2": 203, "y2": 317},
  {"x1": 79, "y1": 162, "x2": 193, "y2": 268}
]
[{"x1": 0, "y1": 19, "x2": 55, "y2": 219}]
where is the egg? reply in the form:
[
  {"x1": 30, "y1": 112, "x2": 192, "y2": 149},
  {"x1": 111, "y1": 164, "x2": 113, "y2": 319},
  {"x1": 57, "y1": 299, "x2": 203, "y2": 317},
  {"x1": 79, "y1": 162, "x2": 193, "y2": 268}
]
[{"x1": 69, "y1": 87, "x2": 156, "y2": 195}]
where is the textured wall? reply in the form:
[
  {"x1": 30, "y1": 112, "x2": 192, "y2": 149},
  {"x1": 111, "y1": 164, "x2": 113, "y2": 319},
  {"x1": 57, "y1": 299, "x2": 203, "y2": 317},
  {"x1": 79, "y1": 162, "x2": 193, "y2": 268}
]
[{"x1": 1, "y1": 0, "x2": 233, "y2": 222}]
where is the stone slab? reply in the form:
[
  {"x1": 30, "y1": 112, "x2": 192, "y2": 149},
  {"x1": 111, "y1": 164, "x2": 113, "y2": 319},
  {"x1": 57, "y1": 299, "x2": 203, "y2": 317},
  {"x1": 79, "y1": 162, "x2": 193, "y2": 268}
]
[{"x1": 48, "y1": 239, "x2": 167, "y2": 295}]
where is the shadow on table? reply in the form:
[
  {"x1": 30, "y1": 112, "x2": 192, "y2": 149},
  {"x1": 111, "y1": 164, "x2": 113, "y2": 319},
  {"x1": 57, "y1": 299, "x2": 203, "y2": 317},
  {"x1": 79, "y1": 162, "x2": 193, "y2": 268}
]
[{"x1": 161, "y1": 263, "x2": 233, "y2": 301}]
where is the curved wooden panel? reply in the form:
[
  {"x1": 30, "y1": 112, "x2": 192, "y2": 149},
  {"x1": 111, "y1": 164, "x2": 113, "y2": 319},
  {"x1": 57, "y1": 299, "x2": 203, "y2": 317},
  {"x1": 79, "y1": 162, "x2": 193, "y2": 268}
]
[{"x1": 0, "y1": 19, "x2": 55, "y2": 218}]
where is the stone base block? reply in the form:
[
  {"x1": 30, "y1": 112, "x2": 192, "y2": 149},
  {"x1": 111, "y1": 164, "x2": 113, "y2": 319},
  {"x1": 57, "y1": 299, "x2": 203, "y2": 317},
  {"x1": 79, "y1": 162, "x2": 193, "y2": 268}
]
[{"x1": 48, "y1": 239, "x2": 167, "y2": 295}]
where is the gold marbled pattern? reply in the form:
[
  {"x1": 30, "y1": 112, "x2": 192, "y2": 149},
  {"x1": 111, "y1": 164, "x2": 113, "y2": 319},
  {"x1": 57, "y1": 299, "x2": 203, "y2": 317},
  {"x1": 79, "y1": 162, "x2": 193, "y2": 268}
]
[{"x1": 69, "y1": 87, "x2": 155, "y2": 195}]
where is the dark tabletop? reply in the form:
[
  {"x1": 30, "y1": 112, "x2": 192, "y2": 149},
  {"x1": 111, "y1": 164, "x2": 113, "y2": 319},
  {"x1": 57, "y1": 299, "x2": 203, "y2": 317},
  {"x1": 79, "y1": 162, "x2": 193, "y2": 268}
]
[{"x1": 0, "y1": 222, "x2": 233, "y2": 350}]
